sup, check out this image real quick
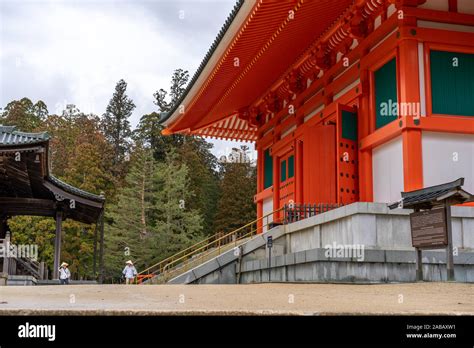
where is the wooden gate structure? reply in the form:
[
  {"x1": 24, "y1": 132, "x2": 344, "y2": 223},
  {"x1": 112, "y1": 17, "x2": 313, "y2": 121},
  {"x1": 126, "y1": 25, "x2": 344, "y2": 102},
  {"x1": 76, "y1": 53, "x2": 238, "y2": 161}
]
[{"x1": 0, "y1": 126, "x2": 105, "y2": 281}]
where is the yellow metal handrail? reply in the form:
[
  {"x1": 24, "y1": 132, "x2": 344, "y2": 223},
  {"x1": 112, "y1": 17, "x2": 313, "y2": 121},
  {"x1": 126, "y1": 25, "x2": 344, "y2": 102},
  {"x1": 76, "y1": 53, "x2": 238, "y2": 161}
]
[{"x1": 136, "y1": 206, "x2": 284, "y2": 284}]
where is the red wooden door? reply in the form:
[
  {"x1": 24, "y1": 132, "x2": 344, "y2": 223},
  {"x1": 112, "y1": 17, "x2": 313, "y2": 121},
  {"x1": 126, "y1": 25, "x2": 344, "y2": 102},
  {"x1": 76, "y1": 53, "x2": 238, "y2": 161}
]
[
  {"x1": 336, "y1": 105, "x2": 359, "y2": 204},
  {"x1": 302, "y1": 123, "x2": 336, "y2": 204}
]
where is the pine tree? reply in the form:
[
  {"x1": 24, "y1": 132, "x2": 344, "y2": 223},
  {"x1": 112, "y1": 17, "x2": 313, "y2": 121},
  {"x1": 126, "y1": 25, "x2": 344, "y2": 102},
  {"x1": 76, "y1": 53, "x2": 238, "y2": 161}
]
[
  {"x1": 102, "y1": 79, "x2": 135, "y2": 167},
  {"x1": 104, "y1": 146, "x2": 155, "y2": 279},
  {"x1": 134, "y1": 112, "x2": 176, "y2": 162},
  {"x1": 149, "y1": 68, "x2": 190, "y2": 148},
  {"x1": 153, "y1": 68, "x2": 189, "y2": 112},
  {"x1": 151, "y1": 151, "x2": 203, "y2": 257},
  {"x1": 104, "y1": 147, "x2": 204, "y2": 280},
  {"x1": 214, "y1": 162, "x2": 257, "y2": 234},
  {"x1": 177, "y1": 139, "x2": 220, "y2": 235}
]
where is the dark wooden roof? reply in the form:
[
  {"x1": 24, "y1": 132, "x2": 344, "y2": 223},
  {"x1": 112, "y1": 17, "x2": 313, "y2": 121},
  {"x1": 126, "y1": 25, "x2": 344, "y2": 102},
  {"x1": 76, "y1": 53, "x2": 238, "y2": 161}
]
[
  {"x1": 0, "y1": 125, "x2": 104, "y2": 224},
  {"x1": 388, "y1": 178, "x2": 473, "y2": 210}
]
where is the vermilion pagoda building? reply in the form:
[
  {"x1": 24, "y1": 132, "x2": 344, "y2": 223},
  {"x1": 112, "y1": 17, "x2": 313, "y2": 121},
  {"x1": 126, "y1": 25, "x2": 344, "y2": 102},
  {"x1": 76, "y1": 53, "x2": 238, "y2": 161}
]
[{"x1": 161, "y1": 0, "x2": 474, "y2": 229}]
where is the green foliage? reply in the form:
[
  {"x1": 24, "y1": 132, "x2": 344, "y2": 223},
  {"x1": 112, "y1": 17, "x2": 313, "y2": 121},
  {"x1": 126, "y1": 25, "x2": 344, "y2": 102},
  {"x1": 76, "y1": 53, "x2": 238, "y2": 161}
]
[
  {"x1": 104, "y1": 148, "x2": 203, "y2": 281},
  {"x1": 177, "y1": 139, "x2": 220, "y2": 235},
  {"x1": 153, "y1": 68, "x2": 189, "y2": 112},
  {"x1": 134, "y1": 112, "x2": 178, "y2": 161},
  {"x1": 214, "y1": 162, "x2": 257, "y2": 234},
  {"x1": 101, "y1": 79, "x2": 135, "y2": 167},
  {"x1": 9, "y1": 216, "x2": 56, "y2": 267}
]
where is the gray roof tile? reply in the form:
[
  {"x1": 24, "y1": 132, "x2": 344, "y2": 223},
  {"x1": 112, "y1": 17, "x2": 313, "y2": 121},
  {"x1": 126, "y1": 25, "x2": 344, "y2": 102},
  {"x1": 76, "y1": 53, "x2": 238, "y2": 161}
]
[{"x1": 0, "y1": 125, "x2": 49, "y2": 146}]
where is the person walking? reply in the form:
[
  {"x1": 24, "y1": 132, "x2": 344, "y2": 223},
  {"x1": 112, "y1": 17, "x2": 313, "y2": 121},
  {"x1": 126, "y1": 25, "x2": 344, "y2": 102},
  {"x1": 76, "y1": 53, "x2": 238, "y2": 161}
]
[
  {"x1": 58, "y1": 262, "x2": 71, "y2": 285},
  {"x1": 122, "y1": 260, "x2": 137, "y2": 285}
]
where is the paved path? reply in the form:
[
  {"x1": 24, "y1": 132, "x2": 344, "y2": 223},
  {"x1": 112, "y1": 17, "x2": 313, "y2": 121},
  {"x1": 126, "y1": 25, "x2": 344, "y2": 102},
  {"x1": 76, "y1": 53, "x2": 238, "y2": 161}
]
[{"x1": 0, "y1": 282, "x2": 473, "y2": 315}]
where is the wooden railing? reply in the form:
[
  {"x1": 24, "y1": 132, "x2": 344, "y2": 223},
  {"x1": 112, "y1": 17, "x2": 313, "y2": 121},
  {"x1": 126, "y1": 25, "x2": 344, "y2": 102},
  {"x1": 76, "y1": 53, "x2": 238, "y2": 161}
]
[{"x1": 283, "y1": 203, "x2": 343, "y2": 224}]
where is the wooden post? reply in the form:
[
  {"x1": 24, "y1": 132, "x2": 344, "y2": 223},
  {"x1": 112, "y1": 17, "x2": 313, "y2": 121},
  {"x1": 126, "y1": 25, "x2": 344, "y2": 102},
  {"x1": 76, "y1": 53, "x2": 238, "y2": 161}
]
[
  {"x1": 0, "y1": 215, "x2": 7, "y2": 239},
  {"x1": 414, "y1": 208, "x2": 423, "y2": 281},
  {"x1": 445, "y1": 201, "x2": 455, "y2": 281},
  {"x1": 93, "y1": 220, "x2": 98, "y2": 277},
  {"x1": 2, "y1": 231, "x2": 10, "y2": 275},
  {"x1": 53, "y1": 211, "x2": 62, "y2": 280},
  {"x1": 39, "y1": 261, "x2": 45, "y2": 280},
  {"x1": 98, "y1": 209, "x2": 105, "y2": 283}
]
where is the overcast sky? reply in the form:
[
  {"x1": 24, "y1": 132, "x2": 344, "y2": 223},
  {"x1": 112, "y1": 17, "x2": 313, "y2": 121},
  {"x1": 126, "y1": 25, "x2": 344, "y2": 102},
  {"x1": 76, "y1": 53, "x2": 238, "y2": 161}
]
[{"x1": 0, "y1": 0, "x2": 253, "y2": 159}]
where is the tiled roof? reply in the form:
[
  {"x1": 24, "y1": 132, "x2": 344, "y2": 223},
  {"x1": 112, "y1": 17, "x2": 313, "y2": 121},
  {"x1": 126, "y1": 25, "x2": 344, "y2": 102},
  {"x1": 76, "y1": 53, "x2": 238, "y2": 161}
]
[
  {"x1": 388, "y1": 178, "x2": 473, "y2": 209},
  {"x1": 48, "y1": 175, "x2": 105, "y2": 203},
  {"x1": 0, "y1": 125, "x2": 50, "y2": 146},
  {"x1": 160, "y1": 0, "x2": 244, "y2": 124},
  {"x1": 0, "y1": 125, "x2": 104, "y2": 205}
]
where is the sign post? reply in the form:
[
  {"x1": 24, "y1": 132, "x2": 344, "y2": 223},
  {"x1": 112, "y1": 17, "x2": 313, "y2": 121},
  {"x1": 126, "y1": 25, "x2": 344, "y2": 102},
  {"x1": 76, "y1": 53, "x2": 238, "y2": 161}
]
[
  {"x1": 409, "y1": 205, "x2": 452, "y2": 281},
  {"x1": 267, "y1": 235, "x2": 273, "y2": 282},
  {"x1": 390, "y1": 178, "x2": 473, "y2": 283},
  {"x1": 445, "y1": 201, "x2": 455, "y2": 281}
]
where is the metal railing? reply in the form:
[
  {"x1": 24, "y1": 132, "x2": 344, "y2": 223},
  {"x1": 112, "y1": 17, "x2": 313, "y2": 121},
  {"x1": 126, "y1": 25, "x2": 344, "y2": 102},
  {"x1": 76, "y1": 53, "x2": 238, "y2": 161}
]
[{"x1": 136, "y1": 207, "x2": 284, "y2": 284}]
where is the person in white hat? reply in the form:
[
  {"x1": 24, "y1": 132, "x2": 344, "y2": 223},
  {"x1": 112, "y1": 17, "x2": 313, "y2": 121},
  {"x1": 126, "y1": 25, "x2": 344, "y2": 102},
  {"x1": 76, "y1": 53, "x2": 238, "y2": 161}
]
[
  {"x1": 58, "y1": 262, "x2": 71, "y2": 285},
  {"x1": 122, "y1": 260, "x2": 137, "y2": 284}
]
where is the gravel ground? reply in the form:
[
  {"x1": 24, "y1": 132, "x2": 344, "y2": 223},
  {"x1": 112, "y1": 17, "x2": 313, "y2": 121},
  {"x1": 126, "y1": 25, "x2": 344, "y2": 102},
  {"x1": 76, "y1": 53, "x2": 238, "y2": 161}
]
[{"x1": 0, "y1": 282, "x2": 473, "y2": 315}]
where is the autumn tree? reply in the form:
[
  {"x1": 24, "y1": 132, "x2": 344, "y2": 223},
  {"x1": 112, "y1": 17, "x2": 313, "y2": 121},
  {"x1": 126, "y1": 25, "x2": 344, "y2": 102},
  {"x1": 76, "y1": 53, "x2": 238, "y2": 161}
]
[
  {"x1": 8, "y1": 103, "x2": 115, "y2": 280},
  {"x1": 0, "y1": 97, "x2": 48, "y2": 131}
]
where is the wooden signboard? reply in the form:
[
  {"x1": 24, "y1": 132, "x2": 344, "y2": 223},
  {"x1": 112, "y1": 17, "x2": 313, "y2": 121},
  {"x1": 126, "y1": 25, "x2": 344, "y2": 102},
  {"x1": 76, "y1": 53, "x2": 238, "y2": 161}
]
[{"x1": 410, "y1": 208, "x2": 448, "y2": 248}]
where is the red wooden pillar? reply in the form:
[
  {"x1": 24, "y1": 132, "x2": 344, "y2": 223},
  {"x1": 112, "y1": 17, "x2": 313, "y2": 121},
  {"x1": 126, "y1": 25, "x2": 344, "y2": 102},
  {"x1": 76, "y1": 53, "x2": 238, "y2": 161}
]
[
  {"x1": 256, "y1": 146, "x2": 264, "y2": 233},
  {"x1": 272, "y1": 148, "x2": 280, "y2": 222},
  {"x1": 399, "y1": 33, "x2": 423, "y2": 191},
  {"x1": 358, "y1": 68, "x2": 373, "y2": 201}
]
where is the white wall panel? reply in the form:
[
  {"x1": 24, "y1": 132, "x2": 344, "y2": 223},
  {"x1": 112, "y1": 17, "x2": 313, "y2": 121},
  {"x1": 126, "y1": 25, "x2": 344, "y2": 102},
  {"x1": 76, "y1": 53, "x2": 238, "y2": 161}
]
[
  {"x1": 422, "y1": 131, "x2": 474, "y2": 193},
  {"x1": 372, "y1": 136, "x2": 404, "y2": 203},
  {"x1": 262, "y1": 196, "x2": 273, "y2": 232}
]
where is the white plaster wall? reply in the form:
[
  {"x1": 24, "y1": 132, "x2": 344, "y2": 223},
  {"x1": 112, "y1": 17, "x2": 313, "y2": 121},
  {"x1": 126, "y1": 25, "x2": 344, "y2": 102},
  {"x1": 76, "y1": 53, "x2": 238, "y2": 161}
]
[
  {"x1": 372, "y1": 136, "x2": 404, "y2": 203},
  {"x1": 262, "y1": 196, "x2": 273, "y2": 232},
  {"x1": 422, "y1": 131, "x2": 474, "y2": 194}
]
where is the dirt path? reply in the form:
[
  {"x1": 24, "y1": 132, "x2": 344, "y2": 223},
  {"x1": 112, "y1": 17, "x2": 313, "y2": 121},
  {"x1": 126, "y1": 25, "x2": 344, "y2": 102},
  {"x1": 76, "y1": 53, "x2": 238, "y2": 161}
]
[{"x1": 0, "y1": 282, "x2": 473, "y2": 315}]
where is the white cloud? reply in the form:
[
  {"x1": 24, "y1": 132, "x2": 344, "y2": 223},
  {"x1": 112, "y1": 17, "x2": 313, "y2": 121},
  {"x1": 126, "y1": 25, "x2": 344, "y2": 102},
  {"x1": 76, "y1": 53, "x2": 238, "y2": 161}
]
[{"x1": 0, "y1": 0, "x2": 251, "y2": 156}]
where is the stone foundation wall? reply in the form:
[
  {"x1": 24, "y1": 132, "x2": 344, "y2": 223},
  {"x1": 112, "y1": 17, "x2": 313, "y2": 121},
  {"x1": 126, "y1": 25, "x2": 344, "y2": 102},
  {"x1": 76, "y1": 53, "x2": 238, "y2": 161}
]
[{"x1": 169, "y1": 203, "x2": 474, "y2": 284}]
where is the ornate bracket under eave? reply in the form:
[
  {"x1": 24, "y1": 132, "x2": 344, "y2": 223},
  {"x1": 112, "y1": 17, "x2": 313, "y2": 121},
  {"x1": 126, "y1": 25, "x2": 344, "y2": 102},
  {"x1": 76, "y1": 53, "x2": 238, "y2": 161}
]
[{"x1": 43, "y1": 180, "x2": 104, "y2": 209}]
